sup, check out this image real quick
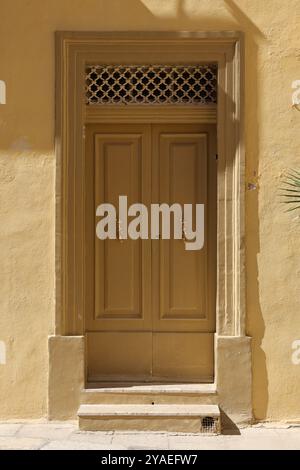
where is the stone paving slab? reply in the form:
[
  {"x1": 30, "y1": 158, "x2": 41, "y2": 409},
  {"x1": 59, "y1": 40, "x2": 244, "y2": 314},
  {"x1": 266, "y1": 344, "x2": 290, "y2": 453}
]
[
  {"x1": 70, "y1": 431, "x2": 114, "y2": 445},
  {"x1": 40, "y1": 440, "x2": 124, "y2": 451},
  {"x1": 0, "y1": 437, "x2": 46, "y2": 450},
  {"x1": 0, "y1": 422, "x2": 300, "y2": 450},
  {"x1": 17, "y1": 423, "x2": 75, "y2": 441},
  {"x1": 111, "y1": 432, "x2": 169, "y2": 450},
  {"x1": 0, "y1": 424, "x2": 23, "y2": 437},
  {"x1": 168, "y1": 435, "x2": 227, "y2": 450}
]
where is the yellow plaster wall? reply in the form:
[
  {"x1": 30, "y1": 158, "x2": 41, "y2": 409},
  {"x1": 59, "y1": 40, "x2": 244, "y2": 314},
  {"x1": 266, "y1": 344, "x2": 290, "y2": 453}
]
[{"x1": 0, "y1": 0, "x2": 300, "y2": 421}]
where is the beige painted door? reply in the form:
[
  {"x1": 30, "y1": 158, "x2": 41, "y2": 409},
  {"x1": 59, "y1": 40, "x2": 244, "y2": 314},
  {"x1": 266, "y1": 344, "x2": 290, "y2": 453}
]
[{"x1": 85, "y1": 123, "x2": 216, "y2": 383}]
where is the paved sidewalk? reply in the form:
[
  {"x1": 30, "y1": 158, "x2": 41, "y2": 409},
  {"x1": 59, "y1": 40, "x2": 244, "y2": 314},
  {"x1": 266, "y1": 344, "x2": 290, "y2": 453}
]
[{"x1": 0, "y1": 422, "x2": 300, "y2": 450}]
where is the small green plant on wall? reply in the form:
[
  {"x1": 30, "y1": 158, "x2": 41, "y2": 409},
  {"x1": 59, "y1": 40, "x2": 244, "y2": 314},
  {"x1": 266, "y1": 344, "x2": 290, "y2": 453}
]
[{"x1": 281, "y1": 170, "x2": 300, "y2": 212}]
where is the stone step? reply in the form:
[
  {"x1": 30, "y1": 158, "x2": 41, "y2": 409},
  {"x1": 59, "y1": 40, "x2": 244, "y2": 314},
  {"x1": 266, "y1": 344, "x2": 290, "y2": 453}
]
[
  {"x1": 81, "y1": 383, "x2": 218, "y2": 405},
  {"x1": 78, "y1": 404, "x2": 220, "y2": 433}
]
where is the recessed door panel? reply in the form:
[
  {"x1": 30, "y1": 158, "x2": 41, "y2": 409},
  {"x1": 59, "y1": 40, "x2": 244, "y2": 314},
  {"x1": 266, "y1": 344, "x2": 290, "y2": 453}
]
[
  {"x1": 158, "y1": 133, "x2": 207, "y2": 322},
  {"x1": 151, "y1": 125, "x2": 216, "y2": 334},
  {"x1": 87, "y1": 332, "x2": 152, "y2": 382},
  {"x1": 85, "y1": 125, "x2": 152, "y2": 332},
  {"x1": 94, "y1": 135, "x2": 142, "y2": 319},
  {"x1": 152, "y1": 332, "x2": 214, "y2": 382}
]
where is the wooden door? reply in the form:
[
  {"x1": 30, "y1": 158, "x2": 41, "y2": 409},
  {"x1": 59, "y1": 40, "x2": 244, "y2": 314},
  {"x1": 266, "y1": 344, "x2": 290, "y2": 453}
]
[{"x1": 85, "y1": 123, "x2": 216, "y2": 383}]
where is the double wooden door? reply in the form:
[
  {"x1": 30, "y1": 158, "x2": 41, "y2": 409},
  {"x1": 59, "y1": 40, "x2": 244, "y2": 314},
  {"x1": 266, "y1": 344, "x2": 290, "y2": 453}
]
[{"x1": 85, "y1": 123, "x2": 216, "y2": 383}]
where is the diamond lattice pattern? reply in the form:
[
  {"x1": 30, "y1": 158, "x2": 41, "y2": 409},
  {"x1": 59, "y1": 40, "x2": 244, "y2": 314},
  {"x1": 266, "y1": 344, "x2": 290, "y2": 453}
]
[{"x1": 85, "y1": 64, "x2": 217, "y2": 105}]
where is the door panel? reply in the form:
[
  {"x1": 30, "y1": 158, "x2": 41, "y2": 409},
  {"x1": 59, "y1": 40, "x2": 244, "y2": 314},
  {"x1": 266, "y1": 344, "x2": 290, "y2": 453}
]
[
  {"x1": 87, "y1": 332, "x2": 152, "y2": 382},
  {"x1": 85, "y1": 123, "x2": 217, "y2": 383},
  {"x1": 85, "y1": 125, "x2": 152, "y2": 332},
  {"x1": 152, "y1": 125, "x2": 216, "y2": 334},
  {"x1": 94, "y1": 135, "x2": 142, "y2": 319},
  {"x1": 156, "y1": 131, "x2": 207, "y2": 326},
  {"x1": 152, "y1": 333, "x2": 214, "y2": 382}
]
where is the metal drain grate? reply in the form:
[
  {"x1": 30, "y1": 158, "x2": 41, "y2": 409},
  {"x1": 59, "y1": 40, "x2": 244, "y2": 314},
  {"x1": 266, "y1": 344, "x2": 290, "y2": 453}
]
[
  {"x1": 85, "y1": 64, "x2": 217, "y2": 105},
  {"x1": 201, "y1": 416, "x2": 219, "y2": 434}
]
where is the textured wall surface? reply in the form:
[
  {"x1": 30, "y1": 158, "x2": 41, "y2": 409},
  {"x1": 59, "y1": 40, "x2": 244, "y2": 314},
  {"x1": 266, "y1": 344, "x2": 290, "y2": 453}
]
[{"x1": 0, "y1": 0, "x2": 300, "y2": 421}]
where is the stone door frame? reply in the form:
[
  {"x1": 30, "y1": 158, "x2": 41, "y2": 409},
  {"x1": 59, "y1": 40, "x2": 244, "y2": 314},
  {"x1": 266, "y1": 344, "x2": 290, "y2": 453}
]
[{"x1": 48, "y1": 31, "x2": 251, "y2": 425}]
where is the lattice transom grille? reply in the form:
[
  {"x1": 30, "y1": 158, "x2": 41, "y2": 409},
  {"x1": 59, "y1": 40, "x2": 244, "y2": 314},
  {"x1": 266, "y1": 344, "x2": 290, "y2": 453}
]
[{"x1": 85, "y1": 64, "x2": 217, "y2": 105}]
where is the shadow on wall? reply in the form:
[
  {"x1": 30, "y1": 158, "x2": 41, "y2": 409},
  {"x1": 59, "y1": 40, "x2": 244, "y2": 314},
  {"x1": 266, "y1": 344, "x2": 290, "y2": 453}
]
[
  {"x1": 133, "y1": 0, "x2": 268, "y2": 421},
  {"x1": 223, "y1": 0, "x2": 268, "y2": 422}
]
